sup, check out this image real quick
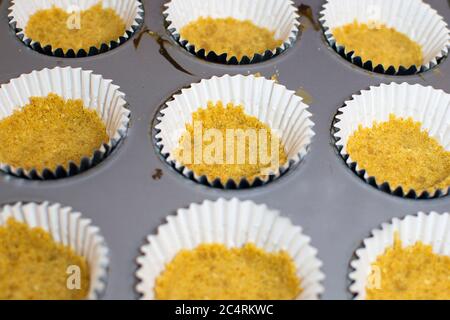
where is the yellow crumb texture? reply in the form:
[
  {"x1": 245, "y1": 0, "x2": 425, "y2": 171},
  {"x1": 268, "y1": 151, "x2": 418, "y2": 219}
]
[
  {"x1": 367, "y1": 237, "x2": 450, "y2": 300},
  {"x1": 347, "y1": 114, "x2": 450, "y2": 194},
  {"x1": 180, "y1": 17, "x2": 283, "y2": 60},
  {"x1": 175, "y1": 101, "x2": 288, "y2": 183},
  {"x1": 0, "y1": 93, "x2": 109, "y2": 171},
  {"x1": 155, "y1": 243, "x2": 302, "y2": 300},
  {"x1": 25, "y1": 3, "x2": 126, "y2": 52},
  {"x1": 0, "y1": 219, "x2": 90, "y2": 300},
  {"x1": 332, "y1": 21, "x2": 423, "y2": 68}
]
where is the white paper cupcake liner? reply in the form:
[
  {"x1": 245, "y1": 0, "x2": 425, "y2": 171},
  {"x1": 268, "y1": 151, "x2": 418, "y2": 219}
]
[
  {"x1": 163, "y1": 0, "x2": 300, "y2": 64},
  {"x1": 320, "y1": 0, "x2": 450, "y2": 75},
  {"x1": 154, "y1": 74, "x2": 315, "y2": 189},
  {"x1": 349, "y1": 211, "x2": 450, "y2": 300},
  {"x1": 136, "y1": 198, "x2": 325, "y2": 300},
  {"x1": 333, "y1": 82, "x2": 450, "y2": 199},
  {"x1": 0, "y1": 66, "x2": 130, "y2": 180},
  {"x1": 8, "y1": 0, "x2": 144, "y2": 57},
  {"x1": 0, "y1": 201, "x2": 109, "y2": 300}
]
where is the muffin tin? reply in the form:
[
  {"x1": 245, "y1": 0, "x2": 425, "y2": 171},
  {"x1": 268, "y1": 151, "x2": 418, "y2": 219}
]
[{"x1": 0, "y1": 0, "x2": 449, "y2": 299}]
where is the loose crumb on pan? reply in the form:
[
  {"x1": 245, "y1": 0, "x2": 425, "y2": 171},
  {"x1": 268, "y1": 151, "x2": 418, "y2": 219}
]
[
  {"x1": 332, "y1": 20, "x2": 423, "y2": 69},
  {"x1": 366, "y1": 235, "x2": 450, "y2": 300},
  {"x1": 180, "y1": 17, "x2": 283, "y2": 60},
  {"x1": 346, "y1": 114, "x2": 450, "y2": 194},
  {"x1": 155, "y1": 243, "x2": 302, "y2": 300},
  {"x1": 174, "y1": 101, "x2": 288, "y2": 183},
  {"x1": 25, "y1": 3, "x2": 126, "y2": 52},
  {"x1": 0, "y1": 218, "x2": 90, "y2": 300},
  {"x1": 0, "y1": 93, "x2": 109, "y2": 172}
]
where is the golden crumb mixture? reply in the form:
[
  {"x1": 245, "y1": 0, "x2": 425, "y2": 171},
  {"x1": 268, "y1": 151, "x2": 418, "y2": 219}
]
[
  {"x1": 333, "y1": 21, "x2": 423, "y2": 68},
  {"x1": 366, "y1": 236, "x2": 450, "y2": 300},
  {"x1": 175, "y1": 101, "x2": 288, "y2": 183},
  {"x1": 25, "y1": 3, "x2": 126, "y2": 52},
  {"x1": 155, "y1": 243, "x2": 301, "y2": 300},
  {"x1": 180, "y1": 17, "x2": 283, "y2": 60},
  {"x1": 0, "y1": 219, "x2": 90, "y2": 300},
  {"x1": 0, "y1": 93, "x2": 109, "y2": 171},
  {"x1": 347, "y1": 114, "x2": 450, "y2": 194}
]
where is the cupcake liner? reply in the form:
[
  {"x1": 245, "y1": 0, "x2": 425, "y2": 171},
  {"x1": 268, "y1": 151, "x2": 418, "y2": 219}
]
[
  {"x1": 136, "y1": 198, "x2": 325, "y2": 300},
  {"x1": 154, "y1": 74, "x2": 315, "y2": 189},
  {"x1": 333, "y1": 82, "x2": 450, "y2": 199},
  {"x1": 349, "y1": 211, "x2": 450, "y2": 300},
  {"x1": 319, "y1": 0, "x2": 450, "y2": 75},
  {"x1": 0, "y1": 201, "x2": 109, "y2": 300},
  {"x1": 8, "y1": 0, "x2": 144, "y2": 58},
  {"x1": 0, "y1": 66, "x2": 130, "y2": 180},
  {"x1": 163, "y1": 0, "x2": 300, "y2": 65}
]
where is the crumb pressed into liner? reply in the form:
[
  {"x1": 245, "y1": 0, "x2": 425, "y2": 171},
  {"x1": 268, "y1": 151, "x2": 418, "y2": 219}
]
[
  {"x1": 346, "y1": 114, "x2": 450, "y2": 194},
  {"x1": 332, "y1": 21, "x2": 423, "y2": 69},
  {"x1": 0, "y1": 219, "x2": 90, "y2": 300},
  {"x1": 0, "y1": 93, "x2": 109, "y2": 172},
  {"x1": 366, "y1": 235, "x2": 450, "y2": 300},
  {"x1": 155, "y1": 243, "x2": 301, "y2": 300},
  {"x1": 174, "y1": 101, "x2": 288, "y2": 183},
  {"x1": 25, "y1": 3, "x2": 126, "y2": 53},
  {"x1": 180, "y1": 17, "x2": 283, "y2": 61}
]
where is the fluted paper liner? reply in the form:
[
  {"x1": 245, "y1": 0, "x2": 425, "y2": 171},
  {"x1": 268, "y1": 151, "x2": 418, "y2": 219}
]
[
  {"x1": 0, "y1": 202, "x2": 109, "y2": 300},
  {"x1": 0, "y1": 66, "x2": 130, "y2": 179},
  {"x1": 333, "y1": 82, "x2": 450, "y2": 199},
  {"x1": 164, "y1": 0, "x2": 300, "y2": 64},
  {"x1": 320, "y1": 0, "x2": 450, "y2": 75},
  {"x1": 136, "y1": 198, "x2": 325, "y2": 300},
  {"x1": 9, "y1": 0, "x2": 144, "y2": 57},
  {"x1": 349, "y1": 212, "x2": 450, "y2": 300},
  {"x1": 154, "y1": 74, "x2": 315, "y2": 189}
]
